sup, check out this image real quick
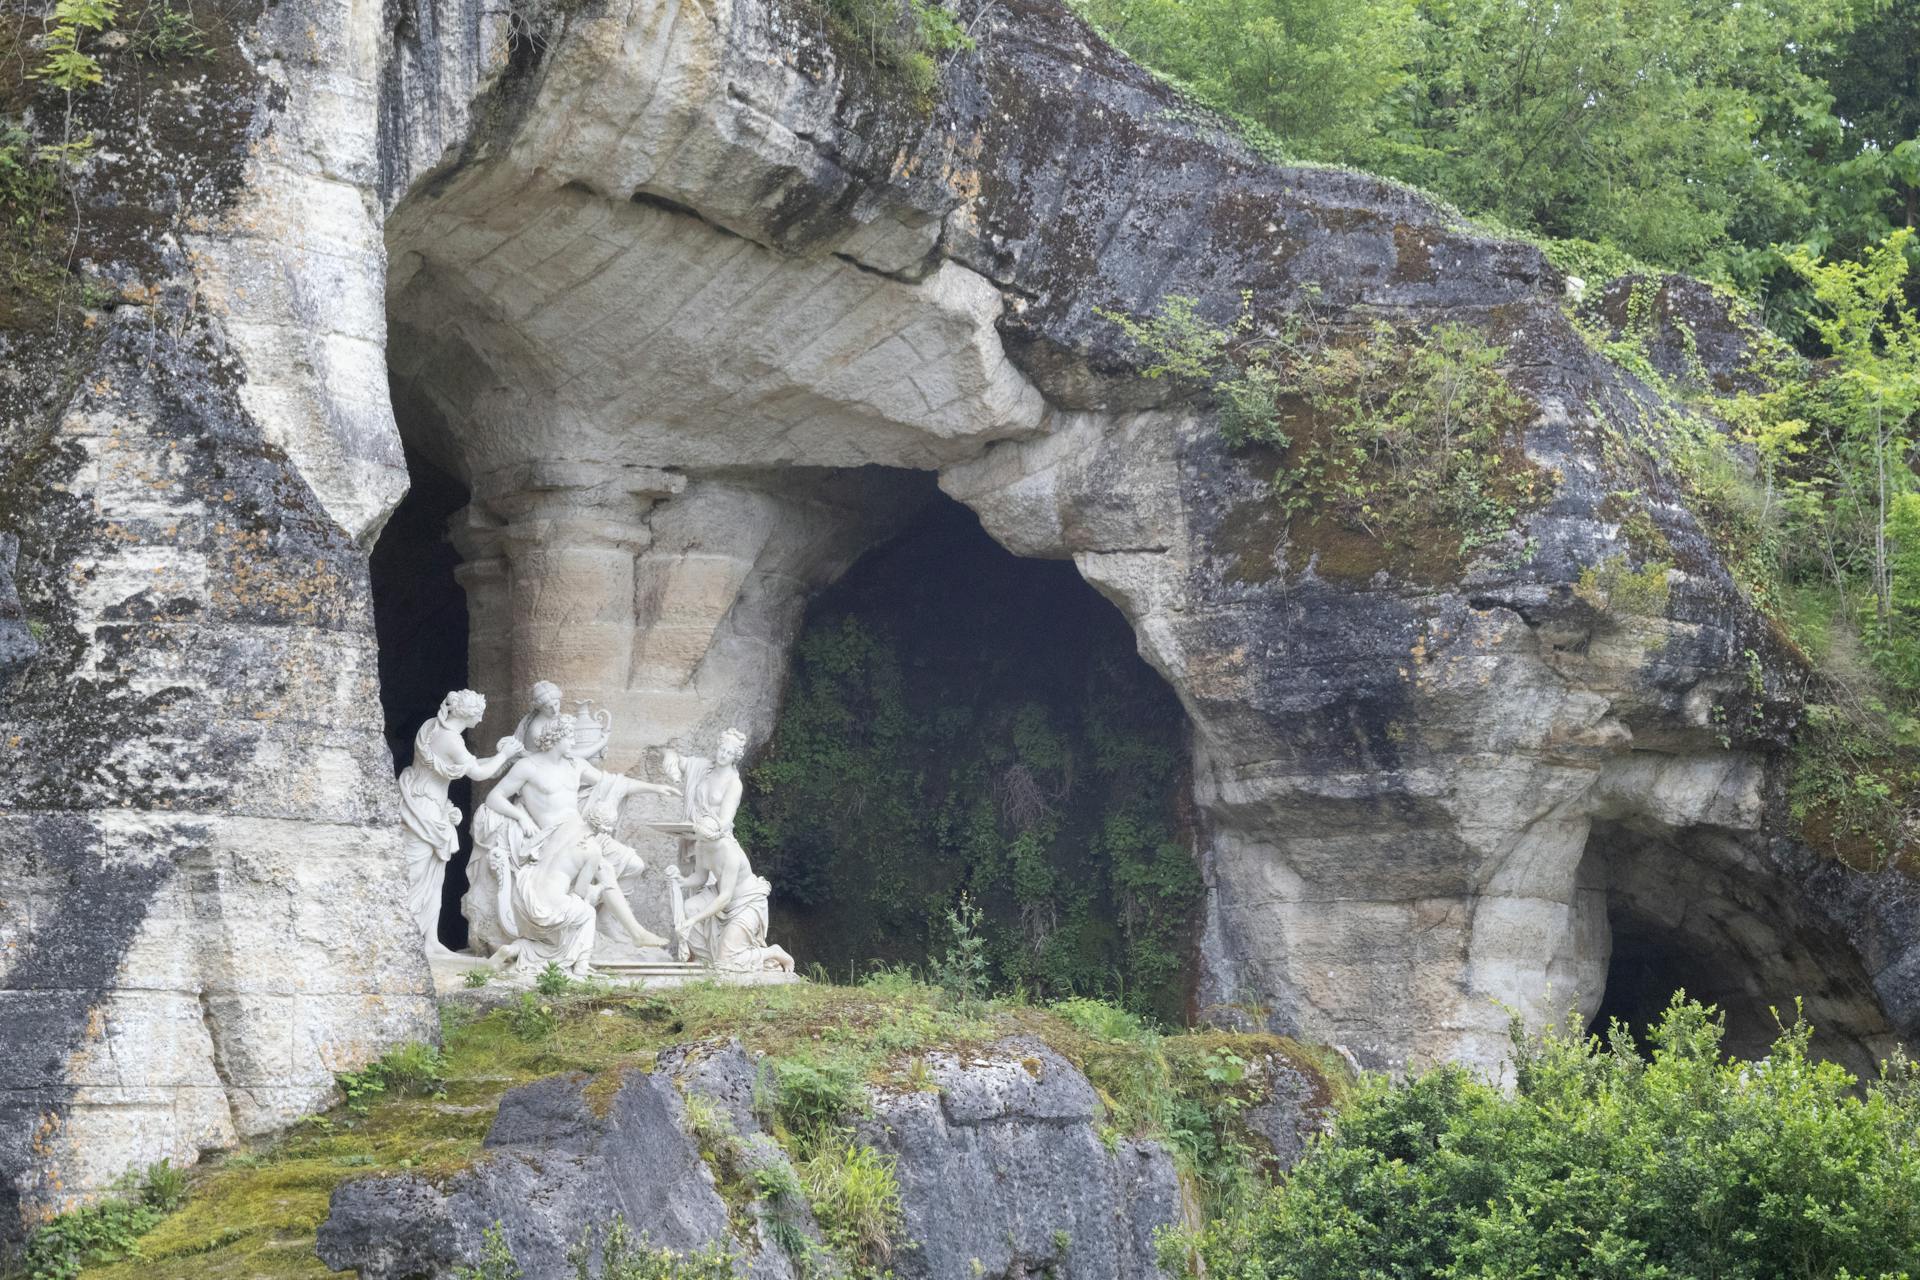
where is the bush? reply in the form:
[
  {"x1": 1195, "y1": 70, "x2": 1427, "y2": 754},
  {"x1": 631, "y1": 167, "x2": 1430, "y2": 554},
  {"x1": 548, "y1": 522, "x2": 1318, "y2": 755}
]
[{"x1": 1184, "y1": 997, "x2": 1920, "y2": 1280}]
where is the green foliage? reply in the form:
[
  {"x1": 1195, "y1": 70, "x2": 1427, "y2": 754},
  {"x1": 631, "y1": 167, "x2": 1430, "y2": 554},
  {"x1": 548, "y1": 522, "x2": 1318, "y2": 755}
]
[
  {"x1": 1184, "y1": 998, "x2": 1920, "y2": 1280},
  {"x1": 535, "y1": 961, "x2": 576, "y2": 996},
  {"x1": 34, "y1": 0, "x2": 121, "y2": 90},
  {"x1": 930, "y1": 891, "x2": 990, "y2": 1014},
  {"x1": 1077, "y1": 0, "x2": 1920, "y2": 332},
  {"x1": 569, "y1": 1216, "x2": 740, "y2": 1279},
  {"x1": 797, "y1": 1142, "x2": 904, "y2": 1278},
  {"x1": 747, "y1": 508, "x2": 1201, "y2": 1019},
  {"x1": 465, "y1": 966, "x2": 494, "y2": 988},
  {"x1": 814, "y1": 0, "x2": 973, "y2": 98},
  {"x1": 765, "y1": 1051, "x2": 868, "y2": 1151},
  {"x1": 0, "y1": 123, "x2": 65, "y2": 252},
  {"x1": 127, "y1": 1, "x2": 206, "y2": 60},
  {"x1": 334, "y1": 1042, "x2": 449, "y2": 1115},
  {"x1": 1103, "y1": 294, "x2": 1545, "y2": 578},
  {"x1": 510, "y1": 992, "x2": 558, "y2": 1041},
  {"x1": 1574, "y1": 555, "x2": 1674, "y2": 620},
  {"x1": 454, "y1": 1223, "x2": 525, "y2": 1280},
  {"x1": 18, "y1": 1162, "x2": 187, "y2": 1280},
  {"x1": 1078, "y1": 0, "x2": 1415, "y2": 161}
]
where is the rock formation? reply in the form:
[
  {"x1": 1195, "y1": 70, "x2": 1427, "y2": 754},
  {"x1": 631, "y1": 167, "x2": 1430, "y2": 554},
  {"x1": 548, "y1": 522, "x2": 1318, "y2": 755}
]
[
  {"x1": 315, "y1": 1037, "x2": 1218, "y2": 1279},
  {"x1": 2, "y1": 0, "x2": 1915, "y2": 1238}
]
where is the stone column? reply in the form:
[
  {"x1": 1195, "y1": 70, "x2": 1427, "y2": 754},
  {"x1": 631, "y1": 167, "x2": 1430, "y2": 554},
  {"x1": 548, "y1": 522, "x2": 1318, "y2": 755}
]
[{"x1": 450, "y1": 462, "x2": 684, "y2": 765}]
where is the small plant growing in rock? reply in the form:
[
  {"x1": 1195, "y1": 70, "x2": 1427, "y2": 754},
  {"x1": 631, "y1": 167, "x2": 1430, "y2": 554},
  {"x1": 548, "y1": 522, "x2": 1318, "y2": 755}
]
[
  {"x1": 18, "y1": 1160, "x2": 186, "y2": 1280},
  {"x1": 535, "y1": 961, "x2": 576, "y2": 995},
  {"x1": 931, "y1": 892, "x2": 990, "y2": 1014},
  {"x1": 1574, "y1": 554, "x2": 1674, "y2": 619},
  {"x1": 566, "y1": 1215, "x2": 739, "y2": 1279},
  {"x1": 335, "y1": 1042, "x2": 449, "y2": 1114},
  {"x1": 454, "y1": 1222, "x2": 524, "y2": 1280},
  {"x1": 800, "y1": 1142, "x2": 904, "y2": 1278},
  {"x1": 510, "y1": 992, "x2": 558, "y2": 1041},
  {"x1": 465, "y1": 966, "x2": 494, "y2": 988}
]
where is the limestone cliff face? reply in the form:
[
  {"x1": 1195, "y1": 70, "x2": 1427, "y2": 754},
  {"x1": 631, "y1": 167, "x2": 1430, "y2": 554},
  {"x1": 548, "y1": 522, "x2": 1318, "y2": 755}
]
[{"x1": 1, "y1": 0, "x2": 1914, "y2": 1236}]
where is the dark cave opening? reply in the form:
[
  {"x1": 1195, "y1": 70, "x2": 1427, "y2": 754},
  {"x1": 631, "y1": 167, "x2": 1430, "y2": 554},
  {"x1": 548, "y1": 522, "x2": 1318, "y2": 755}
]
[
  {"x1": 369, "y1": 448, "x2": 473, "y2": 951},
  {"x1": 747, "y1": 491, "x2": 1202, "y2": 1022},
  {"x1": 1580, "y1": 819, "x2": 1810, "y2": 1062},
  {"x1": 1586, "y1": 906, "x2": 1777, "y2": 1058}
]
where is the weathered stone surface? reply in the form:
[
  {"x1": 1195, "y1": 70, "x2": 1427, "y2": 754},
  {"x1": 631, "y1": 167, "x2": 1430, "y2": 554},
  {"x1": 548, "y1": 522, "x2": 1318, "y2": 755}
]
[
  {"x1": 317, "y1": 1038, "x2": 1204, "y2": 1279},
  {"x1": 857, "y1": 1038, "x2": 1183, "y2": 1280},
  {"x1": 316, "y1": 1067, "x2": 743, "y2": 1280},
  {"x1": 369, "y1": 0, "x2": 1908, "y2": 1080}
]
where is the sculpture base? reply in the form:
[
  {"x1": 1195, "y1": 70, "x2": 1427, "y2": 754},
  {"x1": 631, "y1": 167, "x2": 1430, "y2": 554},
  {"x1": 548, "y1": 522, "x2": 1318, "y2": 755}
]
[{"x1": 428, "y1": 948, "x2": 800, "y2": 994}]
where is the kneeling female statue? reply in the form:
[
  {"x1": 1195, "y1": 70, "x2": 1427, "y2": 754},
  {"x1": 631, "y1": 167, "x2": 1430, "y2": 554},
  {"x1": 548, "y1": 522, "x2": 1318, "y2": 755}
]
[{"x1": 665, "y1": 728, "x2": 794, "y2": 974}]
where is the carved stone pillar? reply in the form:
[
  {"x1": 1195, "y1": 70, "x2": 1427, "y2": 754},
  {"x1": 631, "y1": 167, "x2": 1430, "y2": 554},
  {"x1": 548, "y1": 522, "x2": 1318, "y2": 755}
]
[{"x1": 450, "y1": 462, "x2": 683, "y2": 764}]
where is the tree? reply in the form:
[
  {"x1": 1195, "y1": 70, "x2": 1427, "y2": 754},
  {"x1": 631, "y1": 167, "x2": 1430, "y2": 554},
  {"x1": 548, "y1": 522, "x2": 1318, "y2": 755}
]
[{"x1": 1075, "y1": 0, "x2": 1419, "y2": 159}]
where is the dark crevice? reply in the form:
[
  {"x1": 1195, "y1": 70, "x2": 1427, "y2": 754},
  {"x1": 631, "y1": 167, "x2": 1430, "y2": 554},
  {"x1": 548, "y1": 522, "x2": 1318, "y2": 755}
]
[{"x1": 369, "y1": 448, "x2": 473, "y2": 950}]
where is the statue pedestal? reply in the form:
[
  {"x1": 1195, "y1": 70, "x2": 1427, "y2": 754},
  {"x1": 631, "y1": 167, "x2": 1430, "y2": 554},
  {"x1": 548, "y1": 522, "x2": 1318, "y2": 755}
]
[{"x1": 428, "y1": 950, "x2": 802, "y2": 995}]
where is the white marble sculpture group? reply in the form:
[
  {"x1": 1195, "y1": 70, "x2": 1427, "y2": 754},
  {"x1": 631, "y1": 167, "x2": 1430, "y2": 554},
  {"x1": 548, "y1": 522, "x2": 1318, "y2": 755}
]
[{"x1": 396, "y1": 683, "x2": 794, "y2": 983}]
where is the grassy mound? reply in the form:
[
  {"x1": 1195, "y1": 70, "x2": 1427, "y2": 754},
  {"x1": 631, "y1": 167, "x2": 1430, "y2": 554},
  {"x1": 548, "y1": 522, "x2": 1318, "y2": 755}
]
[{"x1": 48, "y1": 975, "x2": 1337, "y2": 1280}]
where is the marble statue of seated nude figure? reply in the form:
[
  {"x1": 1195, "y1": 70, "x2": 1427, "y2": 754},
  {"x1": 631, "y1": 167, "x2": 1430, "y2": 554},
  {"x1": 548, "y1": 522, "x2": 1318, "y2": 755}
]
[{"x1": 475, "y1": 715, "x2": 677, "y2": 976}]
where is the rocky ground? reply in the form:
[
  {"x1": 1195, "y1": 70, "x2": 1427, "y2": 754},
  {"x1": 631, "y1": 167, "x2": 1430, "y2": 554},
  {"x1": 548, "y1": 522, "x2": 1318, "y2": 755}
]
[{"x1": 58, "y1": 977, "x2": 1335, "y2": 1280}]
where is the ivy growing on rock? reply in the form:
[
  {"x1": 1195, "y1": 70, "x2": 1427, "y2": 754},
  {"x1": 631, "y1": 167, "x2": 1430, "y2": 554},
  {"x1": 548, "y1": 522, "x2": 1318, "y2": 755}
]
[{"x1": 743, "y1": 500, "x2": 1201, "y2": 1020}]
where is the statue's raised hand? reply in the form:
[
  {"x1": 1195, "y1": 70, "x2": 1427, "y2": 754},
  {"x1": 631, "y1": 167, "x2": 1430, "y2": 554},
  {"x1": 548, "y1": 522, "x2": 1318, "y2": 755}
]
[{"x1": 496, "y1": 735, "x2": 525, "y2": 756}]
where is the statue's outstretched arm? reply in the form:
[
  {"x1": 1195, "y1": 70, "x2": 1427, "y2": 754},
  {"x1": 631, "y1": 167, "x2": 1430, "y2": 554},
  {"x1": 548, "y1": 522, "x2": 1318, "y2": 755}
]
[{"x1": 467, "y1": 737, "x2": 524, "y2": 782}]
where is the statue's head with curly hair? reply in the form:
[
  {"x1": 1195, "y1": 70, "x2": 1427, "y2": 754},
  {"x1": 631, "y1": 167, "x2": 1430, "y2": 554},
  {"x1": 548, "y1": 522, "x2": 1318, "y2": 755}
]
[
  {"x1": 530, "y1": 680, "x2": 563, "y2": 712},
  {"x1": 716, "y1": 727, "x2": 748, "y2": 766},
  {"x1": 439, "y1": 689, "x2": 486, "y2": 726},
  {"x1": 535, "y1": 714, "x2": 577, "y2": 754}
]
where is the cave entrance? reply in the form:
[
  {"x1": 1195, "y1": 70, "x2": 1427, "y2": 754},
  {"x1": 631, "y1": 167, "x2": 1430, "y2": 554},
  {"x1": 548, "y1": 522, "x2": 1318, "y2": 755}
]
[
  {"x1": 750, "y1": 489, "x2": 1202, "y2": 1022},
  {"x1": 1578, "y1": 818, "x2": 1891, "y2": 1071},
  {"x1": 369, "y1": 449, "x2": 473, "y2": 951}
]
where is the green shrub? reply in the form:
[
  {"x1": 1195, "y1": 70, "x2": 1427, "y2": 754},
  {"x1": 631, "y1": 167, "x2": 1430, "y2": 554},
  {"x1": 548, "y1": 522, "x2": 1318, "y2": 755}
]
[
  {"x1": 535, "y1": 962, "x2": 576, "y2": 996},
  {"x1": 930, "y1": 892, "x2": 990, "y2": 1014},
  {"x1": 455, "y1": 1222, "x2": 524, "y2": 1280},
  {"x1": 510, "y1": 992, "x2": 558, "y2": 1041},
  {"x1": 1184, "y1": 997, "x2": 1920, "y2": 1280}
]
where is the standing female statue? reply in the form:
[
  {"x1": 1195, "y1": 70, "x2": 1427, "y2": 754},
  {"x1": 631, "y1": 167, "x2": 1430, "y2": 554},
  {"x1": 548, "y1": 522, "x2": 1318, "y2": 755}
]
[
  {"x1": 665, "y1": 728, "x2": 794, "y2": 973},
  {"x1": 396, "y1": 690, "x2": 522, "y2": 952}
]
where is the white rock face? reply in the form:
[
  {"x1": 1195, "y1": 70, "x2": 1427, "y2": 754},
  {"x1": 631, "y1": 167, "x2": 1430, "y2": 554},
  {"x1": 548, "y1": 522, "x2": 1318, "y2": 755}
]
[{"x1": 4, "y1": 0, "x2": 1911, "y2": 1233}]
